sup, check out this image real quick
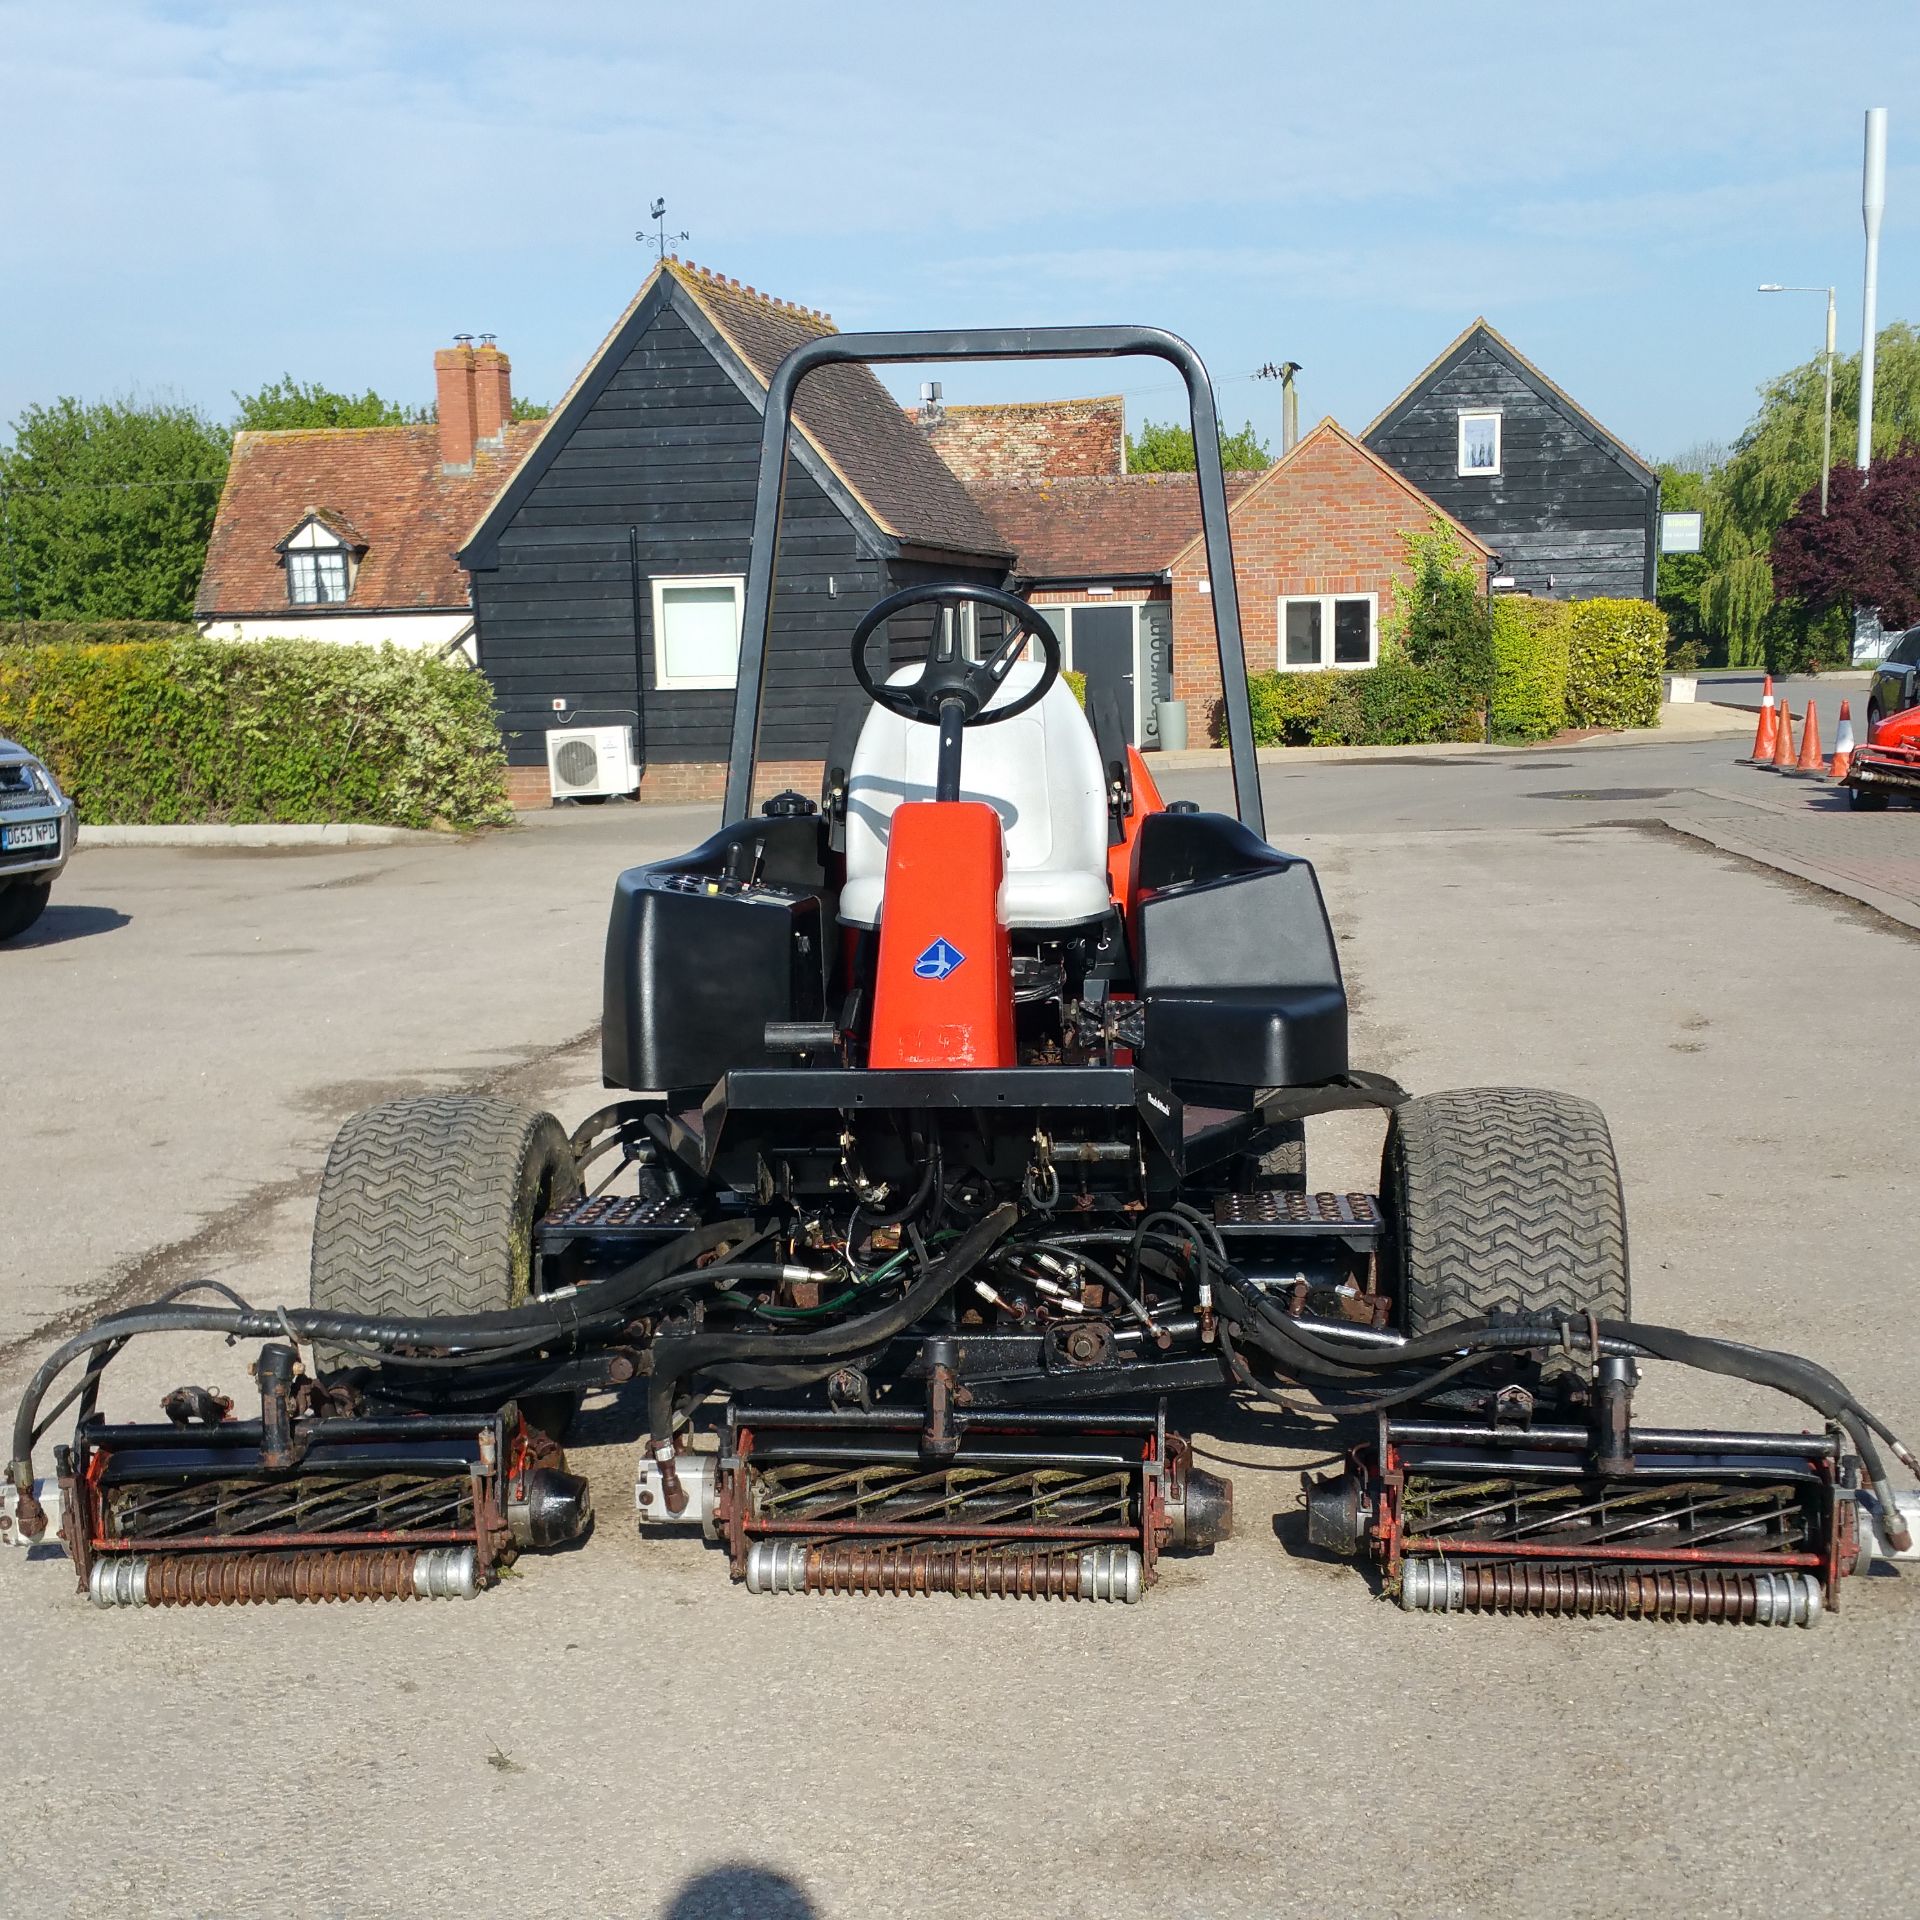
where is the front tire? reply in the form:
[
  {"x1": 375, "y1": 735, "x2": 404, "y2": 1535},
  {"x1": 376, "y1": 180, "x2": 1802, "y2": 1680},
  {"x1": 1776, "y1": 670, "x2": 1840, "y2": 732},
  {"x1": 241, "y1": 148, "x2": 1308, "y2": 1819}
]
[
  {"x1": 310, "y1": 1095, "x2": 581, "y2": 1427},
  {"x1": 1383, "y1": 1087, "x2": 1631, "y2": 1344},
  {"x1": 0, "y1": 881, "x2": 51, "y2": 943}
]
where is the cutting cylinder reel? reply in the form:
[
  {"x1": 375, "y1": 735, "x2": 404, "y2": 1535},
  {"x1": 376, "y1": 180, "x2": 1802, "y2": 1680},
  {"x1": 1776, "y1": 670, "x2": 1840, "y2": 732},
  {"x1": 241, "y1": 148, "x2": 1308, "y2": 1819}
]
[
  {"x1": 635, "y1": 1405, "x2": 1233, "y2": 1603},
  {"x1": 1304, "y1": 1405, "x2": 1920, "y2": 1627},
  {"x1": 8, "y1": 1362, "x2": 594, "y2": 1609}
]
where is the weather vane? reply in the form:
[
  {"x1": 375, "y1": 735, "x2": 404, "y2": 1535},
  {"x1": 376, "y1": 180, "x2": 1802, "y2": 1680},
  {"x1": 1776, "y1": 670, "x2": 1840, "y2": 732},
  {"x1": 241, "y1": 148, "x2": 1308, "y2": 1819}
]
[{"x1": 637, "y1": 197, "x2": 689, "y2": 262}]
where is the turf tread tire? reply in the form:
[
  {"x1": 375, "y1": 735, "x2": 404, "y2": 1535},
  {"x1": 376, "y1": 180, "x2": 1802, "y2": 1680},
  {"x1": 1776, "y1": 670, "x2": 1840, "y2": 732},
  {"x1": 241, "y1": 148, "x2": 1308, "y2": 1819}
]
[
  {"x1": 1384, "y1": 1086, "x2": 1630, "y2": 1338},
  {"x1": 310, "y1": 1094, "x2": 579, "y2": 1347}
]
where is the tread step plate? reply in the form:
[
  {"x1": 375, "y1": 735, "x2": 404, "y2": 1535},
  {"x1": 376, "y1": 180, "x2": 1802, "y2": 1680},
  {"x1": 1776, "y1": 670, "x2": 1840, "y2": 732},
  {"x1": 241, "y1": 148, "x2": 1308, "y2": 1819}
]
[{"x1": 1213, "y1": 1191, "x2": 1382, "y2": 1238}]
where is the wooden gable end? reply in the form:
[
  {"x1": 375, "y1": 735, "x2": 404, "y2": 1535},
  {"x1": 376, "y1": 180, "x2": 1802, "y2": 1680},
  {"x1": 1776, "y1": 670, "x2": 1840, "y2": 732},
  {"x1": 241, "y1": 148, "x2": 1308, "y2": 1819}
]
[
  {"x1": 1365, "y1": 330, "x2": 1657, "y2": 601},
  {"x1": 468, "y1": 291, "x2": 891, "y2": 769}
]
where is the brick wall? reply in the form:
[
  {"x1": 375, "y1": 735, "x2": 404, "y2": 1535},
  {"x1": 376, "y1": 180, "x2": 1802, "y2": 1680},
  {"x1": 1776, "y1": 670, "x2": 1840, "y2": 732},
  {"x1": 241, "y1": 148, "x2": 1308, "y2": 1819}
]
[
  {"x1": 1168, "y1": 426, "x2": 1490, "y2": 721},
  {"x1": 915, "y1": 397, "x2": 1126, "y2": 487},
  {"x1": 506, "y1": 758, "x2": 824, "y2": 810}
]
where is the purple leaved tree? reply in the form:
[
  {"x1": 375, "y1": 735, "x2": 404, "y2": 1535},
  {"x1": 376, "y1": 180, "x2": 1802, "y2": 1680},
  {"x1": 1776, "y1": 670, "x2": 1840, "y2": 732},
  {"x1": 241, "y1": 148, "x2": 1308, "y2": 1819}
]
[{"x1": 1771, "y1": 449, "x2": 1920, "y2": 631}]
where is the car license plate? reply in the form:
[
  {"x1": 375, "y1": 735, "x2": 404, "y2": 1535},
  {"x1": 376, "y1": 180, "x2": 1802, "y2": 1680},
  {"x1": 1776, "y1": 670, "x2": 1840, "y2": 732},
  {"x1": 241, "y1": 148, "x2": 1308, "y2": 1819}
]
[{"x1": 1, "y1": 820, "x2": 58, "y2": 851}]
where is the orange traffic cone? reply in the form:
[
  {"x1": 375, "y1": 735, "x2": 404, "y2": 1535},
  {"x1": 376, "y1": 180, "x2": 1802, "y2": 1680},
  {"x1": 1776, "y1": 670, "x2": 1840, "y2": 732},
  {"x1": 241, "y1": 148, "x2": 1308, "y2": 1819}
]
[
  {"x1": 1832, "y1": 701, "x2": 1856, "y2": 780},
  {"x1": 1748, "y1": 676, "x2": 1777, "y2": 761},
  {"x1": 1796, "y1": 699, "x2": 1824, "y2": 772},
  {"x1": 1771, "y1": 701, "x2": 1796, "y2": 769}
]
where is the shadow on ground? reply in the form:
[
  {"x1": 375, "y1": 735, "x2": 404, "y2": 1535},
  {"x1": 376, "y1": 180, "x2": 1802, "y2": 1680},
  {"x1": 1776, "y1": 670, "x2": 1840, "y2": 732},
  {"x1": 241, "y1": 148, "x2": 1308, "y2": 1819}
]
[
  {"x1": 13, "y1": 903, "x2": 131, "y2": 948},
  {"x1": 661, "y1": 1865, "x2": 818, "y2": 1919}
]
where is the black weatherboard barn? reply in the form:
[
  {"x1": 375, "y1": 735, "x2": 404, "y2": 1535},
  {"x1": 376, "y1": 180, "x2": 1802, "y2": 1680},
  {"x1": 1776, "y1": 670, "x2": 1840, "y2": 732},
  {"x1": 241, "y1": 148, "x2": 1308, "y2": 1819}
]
[
  {"x1": 1363, "y1": 318, "x2": 1659, "y2": 601},
  {"x1": 458, "y1": 260, "x2": 1011, "y2": 802}
]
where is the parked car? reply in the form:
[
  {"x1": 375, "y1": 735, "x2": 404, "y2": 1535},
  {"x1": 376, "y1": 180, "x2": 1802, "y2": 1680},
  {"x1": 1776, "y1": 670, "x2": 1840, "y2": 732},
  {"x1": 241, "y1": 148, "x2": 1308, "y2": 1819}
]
[
  {"x1": 0, "y1": 735, "x2": 75, "y2": 942},
  {"x1": 1867, "y1": 628, "x2": 1920, "y2": 736}
]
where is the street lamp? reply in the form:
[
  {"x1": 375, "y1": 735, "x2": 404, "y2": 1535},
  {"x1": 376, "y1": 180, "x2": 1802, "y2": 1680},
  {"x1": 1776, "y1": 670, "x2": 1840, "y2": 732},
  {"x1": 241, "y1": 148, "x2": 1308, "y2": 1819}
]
[{"x1": 1758, "y1": 283, "x2": 1837, "y2": 514}]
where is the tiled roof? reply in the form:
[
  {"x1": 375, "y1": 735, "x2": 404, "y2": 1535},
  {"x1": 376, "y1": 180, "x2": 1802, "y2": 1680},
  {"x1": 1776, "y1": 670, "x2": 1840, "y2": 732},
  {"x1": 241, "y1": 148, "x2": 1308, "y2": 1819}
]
[
  {"x1": 664, "y1": 261, "x2": 1009, "y2": 557},
  {"x1": 197, "y1": 423, "x2": 540, "y2": 616},
  {"x1": 1164, "y1": 418, "x2": 1493, "y2": 571},
  {"x1": 972, "y1": 472, "x2": 1258, "y2": 579}
]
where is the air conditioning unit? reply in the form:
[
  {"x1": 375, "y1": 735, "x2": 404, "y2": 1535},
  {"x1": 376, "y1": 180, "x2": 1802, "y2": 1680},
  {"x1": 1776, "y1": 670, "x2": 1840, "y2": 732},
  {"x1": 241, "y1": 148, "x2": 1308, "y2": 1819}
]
[{"x1": 546, "y1": 725, "x2": 639, "y2": 800}]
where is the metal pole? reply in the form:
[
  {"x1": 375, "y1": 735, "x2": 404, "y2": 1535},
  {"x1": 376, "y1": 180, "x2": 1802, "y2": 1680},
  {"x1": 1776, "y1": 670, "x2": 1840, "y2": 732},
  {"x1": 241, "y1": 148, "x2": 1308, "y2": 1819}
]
[
  {"x1": 1821, "y1": 288, "x2": 1835, "y2": 516},
  {"x1": 725, "y1": 327, "x2": 1264, "y2": 838},
  {"x1": 1858, "y1": 108, "x2": 1888, "y2": 472}
]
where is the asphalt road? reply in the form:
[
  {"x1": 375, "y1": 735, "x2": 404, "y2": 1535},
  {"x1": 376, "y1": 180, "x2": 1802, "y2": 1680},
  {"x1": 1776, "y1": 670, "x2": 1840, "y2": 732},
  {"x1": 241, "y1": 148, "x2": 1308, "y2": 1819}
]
[
  {"x1": 1694, "y1": 669, "x2": 1869, "y2": 720},
  {"x1": 5, "y1": 754, "x2": 1919, "y2": 1919}
]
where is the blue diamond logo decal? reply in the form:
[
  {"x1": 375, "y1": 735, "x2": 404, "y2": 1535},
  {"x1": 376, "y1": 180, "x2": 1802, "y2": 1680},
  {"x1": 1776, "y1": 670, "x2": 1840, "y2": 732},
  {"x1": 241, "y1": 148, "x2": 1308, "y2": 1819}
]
[{"x1": 913, "y1": 937, "x2": 966, "y2": 981}]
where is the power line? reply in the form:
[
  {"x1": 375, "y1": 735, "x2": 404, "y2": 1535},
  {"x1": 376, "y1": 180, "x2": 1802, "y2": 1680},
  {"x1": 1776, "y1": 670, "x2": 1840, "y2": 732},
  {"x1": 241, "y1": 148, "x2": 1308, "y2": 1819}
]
[{"x1": 0, "y1": 477, "x2": 227, "y2": 498}]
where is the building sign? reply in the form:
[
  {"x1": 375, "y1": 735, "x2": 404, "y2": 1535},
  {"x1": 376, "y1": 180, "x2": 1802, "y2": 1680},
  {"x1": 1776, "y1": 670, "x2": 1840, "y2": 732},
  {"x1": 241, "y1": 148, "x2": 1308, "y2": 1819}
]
[{"x1": 1659, "y1": 511, "x2": 1703, "y2": 554}]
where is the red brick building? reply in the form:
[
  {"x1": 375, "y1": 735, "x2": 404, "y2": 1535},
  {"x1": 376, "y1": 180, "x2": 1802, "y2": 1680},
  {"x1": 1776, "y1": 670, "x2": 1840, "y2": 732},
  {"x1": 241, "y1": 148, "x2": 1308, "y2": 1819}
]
[
  {"x1": 973, "y1": 420, "x2": 1485, "y2": 739},
  {"x1": 1165, "y1": 420, "x2": 1490, "y2": 719},
  {"x1": 910, "y1": 395, "x2": 1126, "y2": 488}
]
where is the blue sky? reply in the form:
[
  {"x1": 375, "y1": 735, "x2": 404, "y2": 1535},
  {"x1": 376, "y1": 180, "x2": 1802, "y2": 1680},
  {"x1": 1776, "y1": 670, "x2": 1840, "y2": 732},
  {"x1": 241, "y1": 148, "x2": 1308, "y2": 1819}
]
[{"x1": 5, "y1": 1, "x2": 1919, "y2": 464}]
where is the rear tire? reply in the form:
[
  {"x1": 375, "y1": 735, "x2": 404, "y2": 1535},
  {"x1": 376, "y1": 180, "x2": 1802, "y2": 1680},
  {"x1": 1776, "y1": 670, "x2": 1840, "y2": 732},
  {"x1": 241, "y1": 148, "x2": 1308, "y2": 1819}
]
[
  {"x1": 310, "y1": 1095, "x2": 581, "y2": 1430},
  {"x1": 1237, "y1": 1119, "x2": 1306, "y2": 1193},
  {"x1": 1383, "y1": 1087, "x2": 1630, "y2": 1349},
  {"x1": 1849, "y1": 781, "x2": 1890, "y2": 811},
  {"x1": 0, "y1": 881, "x2": 51, "y2": 943}
]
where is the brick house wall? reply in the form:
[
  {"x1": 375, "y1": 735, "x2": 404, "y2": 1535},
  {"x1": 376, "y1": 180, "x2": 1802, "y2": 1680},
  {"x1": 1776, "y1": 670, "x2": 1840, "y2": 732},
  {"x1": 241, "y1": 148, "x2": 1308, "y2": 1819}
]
[
  {"x1": 1167, "y1": 421, "x2": 1491, "y2": 721},
  {"x1": 915, "y1": 397, "x2": 1126, "y2": 488}
]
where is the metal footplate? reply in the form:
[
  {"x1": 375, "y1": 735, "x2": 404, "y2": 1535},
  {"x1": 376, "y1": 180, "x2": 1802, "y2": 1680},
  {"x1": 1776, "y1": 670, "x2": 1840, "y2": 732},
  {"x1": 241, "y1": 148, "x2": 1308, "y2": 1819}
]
[{"x1": 639, "y1": 1403, "x2": 1231, "y2": 1602}]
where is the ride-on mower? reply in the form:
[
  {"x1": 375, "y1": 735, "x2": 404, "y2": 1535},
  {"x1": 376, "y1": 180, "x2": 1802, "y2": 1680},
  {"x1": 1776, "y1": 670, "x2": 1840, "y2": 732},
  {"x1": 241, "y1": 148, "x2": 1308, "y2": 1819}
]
[
  {"x1": 1845, "y1": 701, "x2": 1920, "y2": 809},
  {"x1": 9, "y1": 327, "x2": 1920, "y2": 1622}
]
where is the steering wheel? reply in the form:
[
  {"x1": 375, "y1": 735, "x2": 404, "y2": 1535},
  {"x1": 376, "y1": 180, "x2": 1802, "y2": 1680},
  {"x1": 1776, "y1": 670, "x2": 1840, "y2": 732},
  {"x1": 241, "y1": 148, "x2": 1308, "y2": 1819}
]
[{"x1": 850, "y1": 583, "x2": 1062, "y2": 728}]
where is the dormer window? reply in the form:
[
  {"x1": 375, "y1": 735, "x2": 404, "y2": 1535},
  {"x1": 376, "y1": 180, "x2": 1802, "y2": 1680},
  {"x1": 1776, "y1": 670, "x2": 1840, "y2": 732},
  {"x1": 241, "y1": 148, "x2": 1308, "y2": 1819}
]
[{"x1": 277, "y1": 513, "x2": 363, "y2": 606}]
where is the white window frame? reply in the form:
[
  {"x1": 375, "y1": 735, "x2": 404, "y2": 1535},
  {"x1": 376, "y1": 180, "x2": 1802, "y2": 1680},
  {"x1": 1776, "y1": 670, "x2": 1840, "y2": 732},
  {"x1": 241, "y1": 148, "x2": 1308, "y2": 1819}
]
[
  {"x1": 1457, "y1": 410, "x2": 1502, "y2": 477},
  {"x1": 282, "y1": 517, "x2": 354, "y2": 606},
  {"x1": 1276, "y1": 592, "x2": 1378, "y2": 673},
  {"x1": 650, "y1": 573, "x2": 745, "y2": 691}
]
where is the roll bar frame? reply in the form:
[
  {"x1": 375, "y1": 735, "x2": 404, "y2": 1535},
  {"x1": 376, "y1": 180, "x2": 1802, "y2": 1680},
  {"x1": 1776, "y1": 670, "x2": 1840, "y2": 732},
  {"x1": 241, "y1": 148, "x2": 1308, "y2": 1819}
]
[{"x1": 723, "y1": 326, "x2": 1263, "y2": 839}]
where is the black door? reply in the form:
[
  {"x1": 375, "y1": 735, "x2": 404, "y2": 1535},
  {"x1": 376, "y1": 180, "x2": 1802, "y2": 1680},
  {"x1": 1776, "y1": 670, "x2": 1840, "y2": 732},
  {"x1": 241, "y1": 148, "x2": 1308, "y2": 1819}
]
[{"x1": 1071, "y1": 605, "x2": 1137, "y2": 743}]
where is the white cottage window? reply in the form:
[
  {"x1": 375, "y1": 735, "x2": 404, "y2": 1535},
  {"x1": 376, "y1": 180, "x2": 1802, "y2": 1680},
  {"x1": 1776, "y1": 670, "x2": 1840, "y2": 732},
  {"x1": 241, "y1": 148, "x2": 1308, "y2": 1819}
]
[{"x1": 282, "y1": 519, "x2": 355, "y2": 605}]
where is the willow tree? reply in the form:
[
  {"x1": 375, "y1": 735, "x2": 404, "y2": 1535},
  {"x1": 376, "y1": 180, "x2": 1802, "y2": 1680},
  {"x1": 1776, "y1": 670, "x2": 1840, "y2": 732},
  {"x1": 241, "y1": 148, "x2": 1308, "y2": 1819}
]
[{"x1": 1700, "y1": 323, "x2": 1920, "y2": 664}]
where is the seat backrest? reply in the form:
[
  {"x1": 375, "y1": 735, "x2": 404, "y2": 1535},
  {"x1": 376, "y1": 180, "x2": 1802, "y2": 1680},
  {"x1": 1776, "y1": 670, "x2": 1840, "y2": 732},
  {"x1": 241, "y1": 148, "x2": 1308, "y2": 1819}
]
[{"x1": 841, "y1": 663, "x2": 1109, "y2": 928}]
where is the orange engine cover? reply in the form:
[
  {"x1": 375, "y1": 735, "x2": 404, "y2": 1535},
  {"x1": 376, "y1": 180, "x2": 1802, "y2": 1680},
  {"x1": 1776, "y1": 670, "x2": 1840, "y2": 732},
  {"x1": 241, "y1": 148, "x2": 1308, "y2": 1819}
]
[{"x1": 868, "y1": 801, "x2": 1015, "y2": 1069}]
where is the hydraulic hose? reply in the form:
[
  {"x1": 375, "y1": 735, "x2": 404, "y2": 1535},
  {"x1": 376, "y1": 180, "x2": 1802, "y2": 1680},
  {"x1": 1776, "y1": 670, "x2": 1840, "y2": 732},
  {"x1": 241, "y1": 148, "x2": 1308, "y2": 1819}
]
[
  {"x1": 7, "y1": 1218, "x2": 761, "y2": 1496},
  {"x1": 644, "y1": 1202, "x2": 1018, "y2": 1443}
]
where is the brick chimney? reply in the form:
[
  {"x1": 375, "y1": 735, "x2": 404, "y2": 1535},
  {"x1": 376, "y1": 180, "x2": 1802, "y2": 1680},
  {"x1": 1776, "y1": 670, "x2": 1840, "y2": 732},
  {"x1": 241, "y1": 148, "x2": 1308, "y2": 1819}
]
[
  {"x1": 472, "y1": 337, "x2": 512, "y2": 448},
  {"x1": 435, "y1": 340, "x2": 478, "y2": 471}
]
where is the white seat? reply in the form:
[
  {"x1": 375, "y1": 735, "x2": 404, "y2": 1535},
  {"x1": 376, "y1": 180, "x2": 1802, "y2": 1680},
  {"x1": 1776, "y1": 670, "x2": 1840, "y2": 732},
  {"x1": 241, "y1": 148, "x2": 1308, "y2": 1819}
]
[{"x1": 839, "y1": 663, "x2": 1112, "y2": 930}]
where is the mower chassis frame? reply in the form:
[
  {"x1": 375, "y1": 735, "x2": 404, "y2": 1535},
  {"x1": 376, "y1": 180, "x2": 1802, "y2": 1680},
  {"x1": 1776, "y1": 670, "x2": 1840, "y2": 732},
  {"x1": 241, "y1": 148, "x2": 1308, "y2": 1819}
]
[{"x1": 723, "y1": 325, "x2": 1263, "y2": 838}]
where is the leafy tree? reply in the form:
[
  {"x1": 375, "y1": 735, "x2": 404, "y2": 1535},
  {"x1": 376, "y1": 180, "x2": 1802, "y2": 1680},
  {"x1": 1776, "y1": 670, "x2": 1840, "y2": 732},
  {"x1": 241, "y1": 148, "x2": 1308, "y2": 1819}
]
[
  {"x1": 234, "y1": 379, "x2": 550, "y2": 431},
  {"x1": 0, "y1": 397, "x2": 228, "y2": 623},
  {"x1": 1772, "y1": 450, "x2": 1920, "y2": 633},
  {"x1": 1698, "y1": 322, "x2": 1920, "y2": 666},
  {"x1": 1654, "y1": 463, "x2": 1711, "y2": 652},
  {"x1": 1127, "y1": 417, "x2": 1272, "y2": 472},
  {"x1": 1393, "y1": 519, "x2": 1489, "y2": 683},
  {"x1": 232, "y1": 376, "x2": 416, "y2": 431}
]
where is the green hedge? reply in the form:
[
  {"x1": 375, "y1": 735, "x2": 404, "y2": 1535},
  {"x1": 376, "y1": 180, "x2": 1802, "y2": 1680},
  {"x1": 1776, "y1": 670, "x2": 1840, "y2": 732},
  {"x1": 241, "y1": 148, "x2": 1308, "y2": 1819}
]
[
  {"x1": 1243, "y1": 656, "x2": 1478, "y2": 748},
  {"x1": 0, "y1": 637, "x2": 510, "y2": 829},
  {"x1": 0, "y1": 619, "x2": 199, "y2": 648},
  {"x1": 1563, "y1": 599, "x2": 1666, "y2": 731},
  {"x1": 1239, "y1": 595, "x2": 1667, "y2": 750},
  {"x1": 1490, "y1": 598, "x2": 1570, "y2": 740}
]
